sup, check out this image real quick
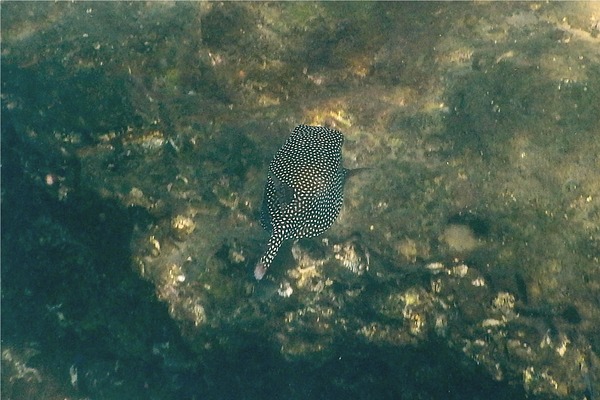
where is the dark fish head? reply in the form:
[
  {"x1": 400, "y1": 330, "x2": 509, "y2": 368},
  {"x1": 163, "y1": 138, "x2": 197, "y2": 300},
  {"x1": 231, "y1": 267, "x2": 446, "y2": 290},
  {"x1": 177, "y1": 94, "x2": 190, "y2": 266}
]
[{"x1": 255, "y1": 124, "x2": 347, "y2": 280}]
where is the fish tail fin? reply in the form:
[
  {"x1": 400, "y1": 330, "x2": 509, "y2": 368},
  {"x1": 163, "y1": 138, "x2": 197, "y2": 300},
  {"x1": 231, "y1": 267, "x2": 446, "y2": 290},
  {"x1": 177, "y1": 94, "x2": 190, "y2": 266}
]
[
  {"x1": 254, "y1": 261, "x2": 268, "y2": 280},
  {"x1": 254, "y1": 233, "x2": 284, "y2": 280}
]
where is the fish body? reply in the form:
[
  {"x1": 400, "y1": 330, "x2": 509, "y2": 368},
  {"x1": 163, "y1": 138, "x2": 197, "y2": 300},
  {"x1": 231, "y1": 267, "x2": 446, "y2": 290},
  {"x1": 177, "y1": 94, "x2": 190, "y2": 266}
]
[{"x1": 255, "y1": 125, "x2": 347, "y2": 280}]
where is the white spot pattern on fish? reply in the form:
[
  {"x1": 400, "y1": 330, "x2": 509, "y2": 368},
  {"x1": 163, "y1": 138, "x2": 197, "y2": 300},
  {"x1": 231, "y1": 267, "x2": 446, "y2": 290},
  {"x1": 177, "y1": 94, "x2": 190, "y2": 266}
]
[{"x1": 255, "y1": 125, "x2": 347, "y2": 280}]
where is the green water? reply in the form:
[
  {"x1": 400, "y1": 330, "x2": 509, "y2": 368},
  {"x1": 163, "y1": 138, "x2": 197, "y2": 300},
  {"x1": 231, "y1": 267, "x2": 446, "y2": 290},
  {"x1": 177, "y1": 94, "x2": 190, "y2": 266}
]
[{"x1": 2, "y1": 2, "x2": 598, "y2": 399}]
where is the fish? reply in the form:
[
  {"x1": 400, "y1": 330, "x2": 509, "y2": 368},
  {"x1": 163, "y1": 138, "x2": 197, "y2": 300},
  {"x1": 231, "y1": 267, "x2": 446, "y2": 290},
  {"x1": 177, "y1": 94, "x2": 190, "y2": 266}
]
[{"x1": 254, "y1": 124, "x2": 347, "y2": 280}]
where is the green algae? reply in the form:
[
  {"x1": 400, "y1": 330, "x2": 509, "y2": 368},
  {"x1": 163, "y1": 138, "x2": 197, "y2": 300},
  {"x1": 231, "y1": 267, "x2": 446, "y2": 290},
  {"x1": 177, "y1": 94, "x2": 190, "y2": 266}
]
[{"x1": 2, "y1": 2, "x2": 599, "y2": 399}]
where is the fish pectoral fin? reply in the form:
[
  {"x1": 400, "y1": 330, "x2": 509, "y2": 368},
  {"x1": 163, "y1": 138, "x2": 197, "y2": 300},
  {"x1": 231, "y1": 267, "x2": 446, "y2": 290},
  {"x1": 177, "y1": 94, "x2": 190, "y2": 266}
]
[
  {"x1": 271, "y1": 174, "x2": 294, "y2": 209},
  {"x1": 344, "y1": 166, "x2": 371, "y2": 180}
]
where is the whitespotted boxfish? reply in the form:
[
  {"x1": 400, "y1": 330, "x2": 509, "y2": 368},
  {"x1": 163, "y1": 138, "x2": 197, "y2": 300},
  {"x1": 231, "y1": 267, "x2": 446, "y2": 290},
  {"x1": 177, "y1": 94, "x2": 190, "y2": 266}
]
[{"x1": 254, "y1": 124, "x2": 347, "y2": 280}]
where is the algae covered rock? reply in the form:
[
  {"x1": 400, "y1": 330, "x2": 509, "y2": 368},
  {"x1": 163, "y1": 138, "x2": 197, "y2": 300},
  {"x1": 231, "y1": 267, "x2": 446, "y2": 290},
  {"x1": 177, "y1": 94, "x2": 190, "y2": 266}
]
[{"x1": 2, "y1": 2, "x2": 598, "y2": 399}]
